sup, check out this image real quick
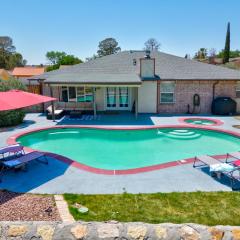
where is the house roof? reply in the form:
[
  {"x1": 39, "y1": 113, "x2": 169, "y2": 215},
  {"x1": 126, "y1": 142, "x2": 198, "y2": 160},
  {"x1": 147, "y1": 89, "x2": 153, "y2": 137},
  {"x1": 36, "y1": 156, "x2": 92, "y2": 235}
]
[
  {"x1": 29, "y1": 51, "x2": 240, "y2": 84},
  {"x1": 12, "y1": 67, "x2": 45, "y2": 77}
]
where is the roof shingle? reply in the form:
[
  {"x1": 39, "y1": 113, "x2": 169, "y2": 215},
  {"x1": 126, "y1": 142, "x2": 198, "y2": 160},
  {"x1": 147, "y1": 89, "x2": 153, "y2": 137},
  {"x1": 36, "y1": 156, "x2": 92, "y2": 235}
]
[{"x1": 29, "y1": 51, "x2": 240, "y2": 84}]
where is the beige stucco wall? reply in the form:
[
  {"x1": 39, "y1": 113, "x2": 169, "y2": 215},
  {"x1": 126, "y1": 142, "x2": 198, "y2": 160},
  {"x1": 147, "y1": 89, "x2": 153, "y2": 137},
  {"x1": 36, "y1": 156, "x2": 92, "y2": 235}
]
[
  {"x1": 138, "y1": 81, "x2": 157, "y2": 113},
  {"x1": 236, "y1": 99, "x2": 240, "y2": 112},
  {"x1": 95, "y1": 87, "x2": 105, "y2": 111}
]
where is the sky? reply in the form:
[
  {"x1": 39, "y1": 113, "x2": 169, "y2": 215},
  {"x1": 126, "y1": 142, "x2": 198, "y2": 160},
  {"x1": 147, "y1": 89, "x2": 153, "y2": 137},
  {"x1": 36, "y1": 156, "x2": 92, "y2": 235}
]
[{"x1": 1, "y1": 0, "x2": 240, "y2": 65}]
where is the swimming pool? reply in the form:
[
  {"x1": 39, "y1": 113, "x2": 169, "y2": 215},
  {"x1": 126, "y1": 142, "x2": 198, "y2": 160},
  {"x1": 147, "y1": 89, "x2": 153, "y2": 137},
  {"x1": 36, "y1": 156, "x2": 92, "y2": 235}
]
[{"x1": 16, "y1": 127, "x2": 240, "y2": 171}]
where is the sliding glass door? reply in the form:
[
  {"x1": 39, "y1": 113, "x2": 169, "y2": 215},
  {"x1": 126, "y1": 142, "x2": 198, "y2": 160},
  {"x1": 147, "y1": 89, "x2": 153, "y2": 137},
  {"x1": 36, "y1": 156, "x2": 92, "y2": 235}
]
[{"x1": 106, "y1": 87, "x2": 130, "y2": 110}]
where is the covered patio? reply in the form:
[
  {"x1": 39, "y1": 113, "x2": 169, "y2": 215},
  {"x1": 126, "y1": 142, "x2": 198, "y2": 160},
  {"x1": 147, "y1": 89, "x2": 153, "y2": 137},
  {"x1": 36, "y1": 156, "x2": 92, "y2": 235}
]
[{"x1": 47, "y1": 84, "x2": 141, "y2": 119}]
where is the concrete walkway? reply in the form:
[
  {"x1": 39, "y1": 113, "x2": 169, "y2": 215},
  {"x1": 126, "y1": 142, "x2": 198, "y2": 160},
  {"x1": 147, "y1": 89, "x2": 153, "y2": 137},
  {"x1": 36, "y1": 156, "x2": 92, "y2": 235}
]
[{"x1": 0, "y1": 113, "x2": 240, "y2": 194}]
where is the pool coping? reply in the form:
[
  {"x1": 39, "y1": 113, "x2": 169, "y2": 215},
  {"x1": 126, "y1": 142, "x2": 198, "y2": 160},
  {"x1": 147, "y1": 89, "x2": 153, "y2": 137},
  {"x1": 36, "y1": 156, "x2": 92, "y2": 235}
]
[
  {"x1": 178, "y1": 117, "x2": 224, "y2": 126},
  {"x1": 7, "y1": 125, "x2": 240, "y2": 175}
]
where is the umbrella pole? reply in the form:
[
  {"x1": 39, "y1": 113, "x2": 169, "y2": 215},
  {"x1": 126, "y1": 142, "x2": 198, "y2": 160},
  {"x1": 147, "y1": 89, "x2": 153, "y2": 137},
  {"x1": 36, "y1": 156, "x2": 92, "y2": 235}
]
[
  {"x1": 50, "y1": 86, "x2": 56, "y2": 122},
  {"x1": 51, "y1": 101, "x2": 55, "y2": 122}
]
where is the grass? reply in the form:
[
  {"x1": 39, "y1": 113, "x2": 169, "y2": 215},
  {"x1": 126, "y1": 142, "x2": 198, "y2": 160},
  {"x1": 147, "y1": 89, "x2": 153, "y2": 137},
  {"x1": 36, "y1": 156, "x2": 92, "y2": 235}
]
[{"x1": 64, "y1": 191, "x2": 240, "y2": 226}]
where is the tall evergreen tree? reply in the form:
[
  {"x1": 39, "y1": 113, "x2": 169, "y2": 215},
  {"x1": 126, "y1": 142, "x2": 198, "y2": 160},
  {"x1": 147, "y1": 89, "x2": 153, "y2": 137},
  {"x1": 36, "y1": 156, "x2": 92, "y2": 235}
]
[{"x1": 223, "y1": 22, "x2": 230, "y2": 63}]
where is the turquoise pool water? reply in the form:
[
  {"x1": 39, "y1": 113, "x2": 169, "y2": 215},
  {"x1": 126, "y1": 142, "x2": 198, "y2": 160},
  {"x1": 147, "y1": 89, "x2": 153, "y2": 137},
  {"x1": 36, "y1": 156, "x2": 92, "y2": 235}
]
[{"x1": 17, "y1": 128, "x2": 240, "y2": 170}]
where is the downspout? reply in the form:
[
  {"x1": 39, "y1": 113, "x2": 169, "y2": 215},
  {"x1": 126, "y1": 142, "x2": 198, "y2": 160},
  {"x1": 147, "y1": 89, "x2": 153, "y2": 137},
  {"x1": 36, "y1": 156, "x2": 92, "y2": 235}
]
[{"x1": 212, "y1": 81, "x2": 219, "y2": 101}]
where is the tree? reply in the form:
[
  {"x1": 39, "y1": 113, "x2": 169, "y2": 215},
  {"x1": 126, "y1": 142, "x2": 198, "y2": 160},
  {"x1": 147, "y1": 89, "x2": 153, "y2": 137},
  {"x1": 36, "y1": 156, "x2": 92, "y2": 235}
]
[
  {"x1": 97, "y1": 38, "x2": 121, "y2": 57},
  {"x1": 6, "y1": 53, "x2": 26, "y2": 69},
  {"x1": 59, "y1": 55, "x2": 82, "y2": 65},
  {"x1": 217, "y1": 49, "x2": 240, "y2": 58},
  {"x1": 0, "y1": 36, "x2": 16, "y2": 53},
  {"x1": 46, "y1": 51, "x2": 66, "y2": 65},
  {"x1": 85, "y1": 54, "x2": 98, "y2": 62},
  {"x1": 46, "y1": 51, "x2": 82, "y2": 72},
  {"x1": 144, "y1": 38, "x2": 161, "y2": 51},
  {"x1": 223, "y1": 22, "x2": 230, "y2": 64},
  {"x1": 0, "y1": 36, "x2": 26, "y2": 70},
  {"x1": 194, "y1": 48, "x2": 208, "y2": 59}
]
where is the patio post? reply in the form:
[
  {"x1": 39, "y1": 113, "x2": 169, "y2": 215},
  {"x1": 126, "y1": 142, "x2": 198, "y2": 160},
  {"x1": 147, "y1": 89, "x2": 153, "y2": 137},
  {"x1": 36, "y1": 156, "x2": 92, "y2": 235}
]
[
  {"x1": 50, "y1": 86, "x2": 56, "y2": 122},
  {"x1": 135, "y1": 87, "x2": 138, "y2": 119},
  {"x1": 93, "y1": 87, "x2": 97, "y2": 119}
]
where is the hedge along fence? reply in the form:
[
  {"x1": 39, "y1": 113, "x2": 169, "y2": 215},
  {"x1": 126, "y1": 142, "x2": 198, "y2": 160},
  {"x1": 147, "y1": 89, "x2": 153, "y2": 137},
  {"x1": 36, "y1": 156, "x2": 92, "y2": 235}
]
[
  {"x1": 0, "y1": 78, "x2": 26, "y2": 127},
  {"x1": 0, "y1": 221, "x2": 240, "y2": 240}
]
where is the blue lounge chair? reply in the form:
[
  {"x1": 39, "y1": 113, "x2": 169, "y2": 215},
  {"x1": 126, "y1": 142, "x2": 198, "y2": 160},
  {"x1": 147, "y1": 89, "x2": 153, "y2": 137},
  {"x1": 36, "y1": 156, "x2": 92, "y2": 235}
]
[
  {"x1": 0, "y1": 151, "x2": 48, "y2": 182},
  {"x1": 194, "y1": 155, "x2": 240, "y2": 190},
  {"x1": 0, "y1": 144, "x2": 24, "y2": 160}
]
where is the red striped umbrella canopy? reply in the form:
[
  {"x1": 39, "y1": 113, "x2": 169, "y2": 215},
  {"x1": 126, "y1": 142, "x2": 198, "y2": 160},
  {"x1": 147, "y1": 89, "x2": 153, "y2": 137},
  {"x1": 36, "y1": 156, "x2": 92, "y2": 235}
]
[{"x1": 0, "y1": 90, "x2": 56, "y2": 111}]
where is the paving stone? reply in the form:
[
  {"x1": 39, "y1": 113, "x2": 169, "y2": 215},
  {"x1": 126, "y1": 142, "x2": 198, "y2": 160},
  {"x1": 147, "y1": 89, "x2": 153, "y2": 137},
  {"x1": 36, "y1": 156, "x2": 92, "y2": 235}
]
[
  {"x1": 179, "y1": 225, "x2": 200, "y2": 240},
  {"x1": 71, "y1": 224, "x2": 87, "y2": 239},
  {"x1": 7, "y1": 224, "x2": 28, "y2": 237},
  {"x1": 37, "y1": 225, "x2": 55, "y2": 240},
  {"x1": 97, "y1": 223, "x2": 119, "y2": 239},
  {"x1": 209, "y1": 227, "x2": 224, "y2": 240},
  {"x1": 232, "y1": 229, "x2": 240, "y2": 240},
  {"x1": 155, "y1": 226, "x2": 167, "y2": 239},
  {"x1": 127, "y1": 225, "x2": 147, "y2": 240}
]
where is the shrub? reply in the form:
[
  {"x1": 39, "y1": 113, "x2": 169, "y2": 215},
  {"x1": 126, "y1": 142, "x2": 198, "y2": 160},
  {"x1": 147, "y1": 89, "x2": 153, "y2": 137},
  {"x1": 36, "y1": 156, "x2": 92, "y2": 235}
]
[{"x1": 0, "y1": 77, "x2": 26, "y2": 127}]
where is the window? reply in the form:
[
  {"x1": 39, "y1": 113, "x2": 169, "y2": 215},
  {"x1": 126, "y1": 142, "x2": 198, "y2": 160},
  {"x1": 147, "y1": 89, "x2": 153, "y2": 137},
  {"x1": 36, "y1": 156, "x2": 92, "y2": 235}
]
[
  {"x1": 77, "y1": 87, "x2": 93, "y2": 102},
  {"x1": 119, "y1": 87, "x2": 129, "y2": 107},
  {"x1": 68, "y1": 87, "x2": 76, "y2": 102},
  {"x1": 236, "y1": 82, "x2": 240, "y2": 98},
  {"x1": 61, "y1": 87, "x2": 68, "y2": 102},
  {"x1": 76, "y1": 87, "x2": 85, "y2": 102},
  {"x1": 160, "y1": 81, "x2": 175, "y2": 103},
  {"x1": 106, "y1": 87, "x2": 117, "y2": 107},
  {"x1": 85, "y1": 87, "x2": 93, "y2": 102},
  {"x1": 61, "y1": 86, "x2": 93, "y2": 102}
]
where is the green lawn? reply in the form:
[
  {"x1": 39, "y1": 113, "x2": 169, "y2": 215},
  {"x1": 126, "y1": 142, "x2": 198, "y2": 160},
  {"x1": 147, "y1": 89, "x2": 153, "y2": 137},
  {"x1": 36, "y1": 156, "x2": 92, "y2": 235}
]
[{"x1": 64, "y1": 192, "x2": 240, "y2": 226}]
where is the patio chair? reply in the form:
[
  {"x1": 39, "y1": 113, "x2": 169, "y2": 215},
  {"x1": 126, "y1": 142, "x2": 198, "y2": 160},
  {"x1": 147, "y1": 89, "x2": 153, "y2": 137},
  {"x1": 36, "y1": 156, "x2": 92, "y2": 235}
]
[
  {"x1": 226, "y1": 151, "x2": 240, "y2": 163},
  {"x1": 0, "y1": 151, "x2": 48, "y2": 182},
  {"x1": 194, "y1": 155, "x2": 240, "y2": 190},
  {"x1": 0, "y1": 144, "x2": 24, "y2": 160},
  {"x1": 46, "y1": 105, "x2": 64, "y2": 120},
  {"x1": 193, "y1": 155, "x2": 223, "y2": 168}
]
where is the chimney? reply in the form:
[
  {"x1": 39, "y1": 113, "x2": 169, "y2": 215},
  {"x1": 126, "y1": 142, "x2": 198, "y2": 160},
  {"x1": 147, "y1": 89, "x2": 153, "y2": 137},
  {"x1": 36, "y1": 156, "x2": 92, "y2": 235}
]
[{"x1": 140, "y1": 50, "x2": 155, "y2": 79}]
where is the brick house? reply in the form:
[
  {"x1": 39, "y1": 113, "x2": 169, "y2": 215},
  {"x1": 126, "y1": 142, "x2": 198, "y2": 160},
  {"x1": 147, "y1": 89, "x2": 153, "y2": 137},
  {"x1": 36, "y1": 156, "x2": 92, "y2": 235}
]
[{"x1": 30, "y1": 50, "x2": 240, "y2": 116}]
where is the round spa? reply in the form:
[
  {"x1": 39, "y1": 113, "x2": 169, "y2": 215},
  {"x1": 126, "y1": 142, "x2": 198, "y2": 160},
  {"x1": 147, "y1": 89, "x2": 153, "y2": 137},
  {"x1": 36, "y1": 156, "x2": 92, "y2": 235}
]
[
  {"x1": 179, "y1": 117, "x2": 223, "y2": 126},
  {"x1": 16, "y1": 127, "x2": 240, "y2": 172}
]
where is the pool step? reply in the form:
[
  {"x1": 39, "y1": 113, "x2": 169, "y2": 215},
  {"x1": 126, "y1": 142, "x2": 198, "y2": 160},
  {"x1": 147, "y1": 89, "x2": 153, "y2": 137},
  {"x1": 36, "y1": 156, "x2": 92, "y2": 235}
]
[{"x1": 164, "y1": 129, "x2": 201, "y2": 140}]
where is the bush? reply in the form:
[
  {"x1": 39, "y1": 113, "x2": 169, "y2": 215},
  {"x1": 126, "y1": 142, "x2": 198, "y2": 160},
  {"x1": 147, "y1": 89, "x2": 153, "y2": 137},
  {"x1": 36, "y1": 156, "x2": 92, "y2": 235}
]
[
  {"x1": 0, "y1": 110, "x2": 25, "y2": 127},
  {"x1": 0, "y1": 77, "x2": 26, "y2": 127}
]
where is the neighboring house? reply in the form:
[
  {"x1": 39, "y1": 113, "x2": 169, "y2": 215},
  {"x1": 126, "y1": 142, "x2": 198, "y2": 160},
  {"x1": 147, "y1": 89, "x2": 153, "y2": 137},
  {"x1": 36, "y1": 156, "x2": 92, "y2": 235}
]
[
  {"x1": 30, "y1": 50, "x2": 240, "y2": 115},
  {"x1": 12, "y1": 66, "x2": 45, "y2": 79},
  {"x1": 11, "y1": 67, "x2": 45, "y2": 113},
  {"x1": 0, "y1": 69, "x2": 12, "y2": 80}
]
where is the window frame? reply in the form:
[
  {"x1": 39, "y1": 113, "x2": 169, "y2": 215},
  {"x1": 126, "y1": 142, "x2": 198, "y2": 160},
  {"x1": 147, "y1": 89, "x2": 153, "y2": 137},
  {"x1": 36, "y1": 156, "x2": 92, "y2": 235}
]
[
  {"x1": 160, "y1": 81, "x2": 175, "y2": 104},
  {"x1": 61, "y1": 86, "x2": 93, "y2": 103}
]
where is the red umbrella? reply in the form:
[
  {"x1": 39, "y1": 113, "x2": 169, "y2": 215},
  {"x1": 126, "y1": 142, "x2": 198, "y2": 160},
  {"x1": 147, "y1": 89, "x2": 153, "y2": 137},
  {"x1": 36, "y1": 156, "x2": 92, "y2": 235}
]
[{"x1": 0, "y1": 90, "x2": 56, "y2": 111}]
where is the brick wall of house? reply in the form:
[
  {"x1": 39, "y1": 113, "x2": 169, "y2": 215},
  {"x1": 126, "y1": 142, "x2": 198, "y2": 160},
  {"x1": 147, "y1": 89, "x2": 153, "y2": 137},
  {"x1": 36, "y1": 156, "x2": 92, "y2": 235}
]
[{"x1": 157, "y1": 80, "x2": 237, "y2": 114}]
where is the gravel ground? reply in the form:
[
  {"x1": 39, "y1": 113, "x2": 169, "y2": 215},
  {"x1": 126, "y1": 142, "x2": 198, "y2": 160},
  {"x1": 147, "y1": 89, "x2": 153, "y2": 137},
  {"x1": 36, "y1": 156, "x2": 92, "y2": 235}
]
[{"x1": 0, "y1": 190, "x2": 61, "y2": 221}]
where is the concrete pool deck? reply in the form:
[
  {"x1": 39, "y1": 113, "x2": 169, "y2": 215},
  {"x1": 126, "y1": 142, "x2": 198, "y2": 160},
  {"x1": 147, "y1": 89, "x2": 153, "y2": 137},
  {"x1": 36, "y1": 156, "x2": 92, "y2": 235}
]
[{"x1": 0, "y1": 113, "x2": 240, "y2": 194}]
